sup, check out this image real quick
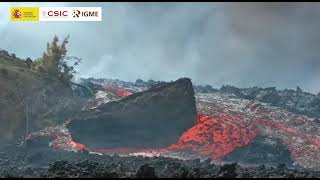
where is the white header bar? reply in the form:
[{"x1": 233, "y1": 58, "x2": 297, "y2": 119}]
[{"x1": 39, "y1": 7, "x2": 102, "y2": 21}]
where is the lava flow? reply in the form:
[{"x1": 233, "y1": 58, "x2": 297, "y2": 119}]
[
  {"x1": 103, "y1": 85, "x2": 133, "y2": 97},
  {"x1": 256, "y1": 118, "x2": 320, "y2": 168},
  {"x1": 80, "y1": 85, "x2": 258, "y2": 160},
  {"x1": 88, "y1": 112, "x2": 258, "y2": 161},
  {"x1": 90, "y1": 112, "x2": 258, "y2": 160},
  {"x1": 26, "y1": 121, "x2": 89, "y2": 153},
  {"x1": 51, "y1": 137, "x2": 88, "y2": 152},
  {"x1": 166, "y1": 113, "x2": 258, "y2": 159}
]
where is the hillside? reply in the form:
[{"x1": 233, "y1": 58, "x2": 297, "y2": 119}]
[{"x1": 0, "y1": 50, "x2": 83, "y2": 143}]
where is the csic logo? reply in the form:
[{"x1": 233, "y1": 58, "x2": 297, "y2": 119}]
[
  {"x1": 12, "y1": 9, "x2": 22, "y2": 19},
  {"x1": 42, "y1": 10, "x2": 68, "y2": 17}
]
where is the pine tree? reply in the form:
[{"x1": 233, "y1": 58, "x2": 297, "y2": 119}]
[{"x1": 32, "y1": 35, "x2": 80, "y2": 85}]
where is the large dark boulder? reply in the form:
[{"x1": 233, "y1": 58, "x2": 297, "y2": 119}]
[{"x1": 67, "y1": 78, "x2": 197, "y2": 149}]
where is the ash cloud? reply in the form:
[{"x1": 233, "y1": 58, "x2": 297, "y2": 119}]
[{"x1": 1, "y1": 2, "x2": 320, "y2": 93}]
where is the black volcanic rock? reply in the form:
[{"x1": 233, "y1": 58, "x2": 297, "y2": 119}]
[
  {"x1": 222, "y1": 136, "x2": 294, "y2": 167},
  {"x1": 0, "y1": 144, "x2": 319, "y2": 178},
  {"x1": 219, "y1": 85, "x2": 242, "y2": 97},
  {"x1": 25, "y1": 136, "x2": 54, "y2": 150},
  {"x1": 67, "y1": 78, "x2": 197, "y2": 149},
  {"x1": 135, "y1": 164, "x2": 156, "y2": 178},
  {"x1": 219, "y1": 86, "x2": 320, "y2": 118}
]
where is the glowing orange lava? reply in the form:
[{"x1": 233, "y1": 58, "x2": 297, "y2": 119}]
[
  {"x1": 69, "y1": 139, "x2": 87, "y2": 151},
  {"x1": 256, "y1": 118, "x2": 320, "y2": 161},
  {"x1": 103, "y1": 85, "x2": 133, "y2": 97},
  {"x1": 167, "y1": 113, "x2": 258, "y2": 159}
]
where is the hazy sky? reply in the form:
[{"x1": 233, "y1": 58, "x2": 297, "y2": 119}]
[{"x1": 1, "y1": 2, "x2": 320, "y2": 93}]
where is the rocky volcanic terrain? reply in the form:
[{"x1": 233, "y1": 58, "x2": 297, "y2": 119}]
[
  {"x1": 0, "y1": 145, "x2": 320, "y2": 178},
  {"x1": 1, "y1": 50, "x2": 320, "y2": 178},
  {"x1": 70, "y1": 78, "x2": 320, "y2": 170}
]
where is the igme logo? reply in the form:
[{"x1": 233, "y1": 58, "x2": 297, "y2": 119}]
[
  {"x1": 72, "y1": 10, "x2": 80, "y2": 18},
  {"x1": 72, "y1": 9, "x2": 99, "y2": 18}
]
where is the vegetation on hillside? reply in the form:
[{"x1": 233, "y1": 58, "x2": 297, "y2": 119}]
[{"x1": 32, "y1": 35, "x2": 81, "y2": 85}]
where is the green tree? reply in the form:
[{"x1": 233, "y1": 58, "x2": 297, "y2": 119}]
[{"x1": 32, "y1": 35, "x2": 80, "y2": 85}]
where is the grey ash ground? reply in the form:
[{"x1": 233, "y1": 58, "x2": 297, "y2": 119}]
[{"x1": 0, "y1": 145, "x2": 319, "y2": 178}]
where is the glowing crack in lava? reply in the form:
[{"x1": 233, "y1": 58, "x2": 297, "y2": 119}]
[
  {"x1": 27, "y1": 121, "x2": 89, "y2": 153},
  {"x1": 51, "y1": 137, "x2": 87, "y2": 152},
  {"x1": 103, "y1": 85, "x2": 133, "y2": 97},
  {"x1": 166, "y1": 113, "x2": 258, "y2": 159}
]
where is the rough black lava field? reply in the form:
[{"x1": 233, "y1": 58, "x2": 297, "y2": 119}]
[{"x1": 1, "y1": 50, "x2": 320, "y2": 178}]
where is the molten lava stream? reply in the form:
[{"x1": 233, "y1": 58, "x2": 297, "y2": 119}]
[
  {"x1": 256, "y1": 118, "x2": 320, "y2": 161},
  {"x1": 166, "y1": 113, "x2": 258, "y2": 160},
  {"x1": 85, "y1": 113, "x2": 258, "y2": 159},
  {"x1": 103, "y1": 85, "x2": 133, "y2": 97}
]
